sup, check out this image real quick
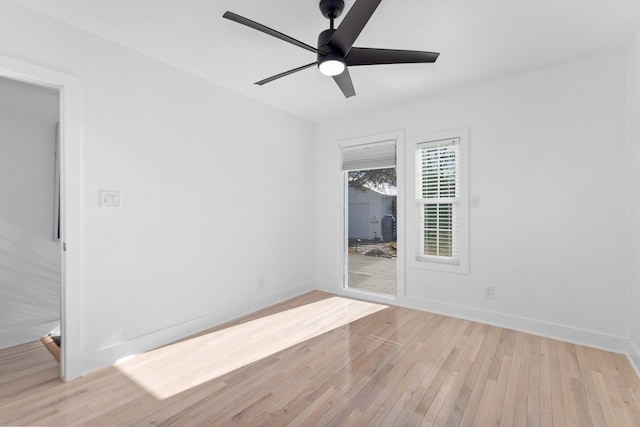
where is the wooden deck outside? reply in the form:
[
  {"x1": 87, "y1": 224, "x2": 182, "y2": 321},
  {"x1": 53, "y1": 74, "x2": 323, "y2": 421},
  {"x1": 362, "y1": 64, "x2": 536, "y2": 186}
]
[{"x1": 348, "y1": 252, "x2": 397, "y2": 296}]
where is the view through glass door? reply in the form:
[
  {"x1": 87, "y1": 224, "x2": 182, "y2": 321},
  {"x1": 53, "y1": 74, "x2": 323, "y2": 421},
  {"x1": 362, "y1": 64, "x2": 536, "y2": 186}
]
[{"x1": 345, "y1": 166, "x2": 397, "y2": 296}]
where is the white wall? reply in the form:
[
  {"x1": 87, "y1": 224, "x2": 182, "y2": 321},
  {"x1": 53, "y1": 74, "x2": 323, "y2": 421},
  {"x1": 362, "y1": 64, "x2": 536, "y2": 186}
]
[
  {"x1": 628, "y1": 29, "x2": 640, "y2": 374},
  {"x1": 0, "y1": 77, "x2": 59, "y2": 240},
  {"x1": 0, "y1": 76, "x2": 60, "y2": 349},
  {"x1": 316, "y1": 53, "x2": 630, "y2": 352},
  {"x1": 0, "y1": 1, "x2": 315, "y2": 375}
]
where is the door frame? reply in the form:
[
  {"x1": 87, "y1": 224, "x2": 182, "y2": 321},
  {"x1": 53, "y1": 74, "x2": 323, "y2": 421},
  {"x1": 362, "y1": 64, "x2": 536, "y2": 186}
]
[
  {"x1": 339, "y1": 130, "x2": 405, "y2": 300},
  {"x1": 0, "y1": 54, "x2": 83, "y2": 380}
]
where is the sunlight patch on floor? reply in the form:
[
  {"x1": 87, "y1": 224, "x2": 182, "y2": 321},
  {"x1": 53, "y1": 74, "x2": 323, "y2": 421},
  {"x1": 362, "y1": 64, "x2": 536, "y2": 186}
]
[{"x1": 115, "y1": 296, "x2": 387, "y2": 399}]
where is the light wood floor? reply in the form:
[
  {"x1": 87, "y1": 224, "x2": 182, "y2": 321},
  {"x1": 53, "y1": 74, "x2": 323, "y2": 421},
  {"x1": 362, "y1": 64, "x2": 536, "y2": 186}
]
[{"x1": 1, "y1": 291, "x2": 640, "y2": 426}]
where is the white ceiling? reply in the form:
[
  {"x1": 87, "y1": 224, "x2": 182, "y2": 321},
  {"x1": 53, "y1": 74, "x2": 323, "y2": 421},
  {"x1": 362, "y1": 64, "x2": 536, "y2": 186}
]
[{"x1": 12, "y1": 0, "x2": 640, "y2": 123}]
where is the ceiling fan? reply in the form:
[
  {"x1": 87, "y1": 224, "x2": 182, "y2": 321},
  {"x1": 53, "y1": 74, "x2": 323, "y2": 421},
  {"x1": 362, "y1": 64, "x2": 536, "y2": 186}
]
[{"x1": 223, "y1": 0, "x2": 439, "y2": 98}]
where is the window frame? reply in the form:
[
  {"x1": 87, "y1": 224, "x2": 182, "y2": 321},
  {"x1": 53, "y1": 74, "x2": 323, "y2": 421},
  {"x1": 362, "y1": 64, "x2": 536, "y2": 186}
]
[{"x1": 409, "y1": 129, "x2": 469, "y2": 274}]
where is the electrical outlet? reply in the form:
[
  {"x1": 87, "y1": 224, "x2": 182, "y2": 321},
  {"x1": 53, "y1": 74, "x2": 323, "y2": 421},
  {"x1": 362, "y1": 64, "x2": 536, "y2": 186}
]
[
  {"x1": 484, "y1": 286, "x2": 495, "y2": 299},
  {"x1": 470, "y1": 195, "x2": 480, "y2": 208},
  {"x1": 258, "y1": 277, "x2": 264, "y2": 289}
]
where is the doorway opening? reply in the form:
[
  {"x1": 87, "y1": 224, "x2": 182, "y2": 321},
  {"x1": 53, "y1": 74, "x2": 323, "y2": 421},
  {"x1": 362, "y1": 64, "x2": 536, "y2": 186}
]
[
  {"x1": 342, "y1": 139, "x2": 397, "y2": 297},
  {"x1": 0, "y1": 54, "x2": 83, "y2": 380},
  {"x1": 0, "y1": 76, "x2": 62, "y2": 368}
]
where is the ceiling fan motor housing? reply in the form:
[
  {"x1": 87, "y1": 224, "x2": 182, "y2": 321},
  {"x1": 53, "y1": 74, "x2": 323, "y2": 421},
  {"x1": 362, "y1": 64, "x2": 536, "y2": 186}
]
[
  {"x1": 317, "y1": 28, "x2": 346, "y2": 71},
  {"x1": 318, "y1": 29, "x2": 341, "y2": 55},
  {"x1": 319, "y1": 0, "x2": 345, "y2": 19}
]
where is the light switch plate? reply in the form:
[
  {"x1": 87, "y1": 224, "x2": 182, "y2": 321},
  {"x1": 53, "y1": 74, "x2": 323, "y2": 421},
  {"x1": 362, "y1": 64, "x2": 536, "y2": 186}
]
[
  {"x1": 101, "y1": 191, "x2": 121, "y2": 207},
  {"x1": 470, "y1": 195, "x2": 480, "y2": 208}
]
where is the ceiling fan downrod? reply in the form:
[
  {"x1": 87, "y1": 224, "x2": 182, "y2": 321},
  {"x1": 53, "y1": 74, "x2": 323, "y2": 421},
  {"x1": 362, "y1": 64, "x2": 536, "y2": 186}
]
[{"x1": 319, "y1": 0, "x2": 345, "y2": 22}]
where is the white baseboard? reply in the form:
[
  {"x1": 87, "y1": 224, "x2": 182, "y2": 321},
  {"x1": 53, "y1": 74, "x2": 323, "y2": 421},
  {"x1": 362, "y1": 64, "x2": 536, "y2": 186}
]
[
  {"x1": 0, "y1": 319, "x2": 60, "y2": 350},
  {"x1": 79, "y1": 281, "x2": 315, "y2": 376},
  {"x1": 403, "y1": 295, "x2": 628, "y2": 354},
  {"x1": 318, "y1": 281, "x2": 628, "y2": 354},
  {"x1": 629, "y1": 340, "x2": 640, "y2": 380}
]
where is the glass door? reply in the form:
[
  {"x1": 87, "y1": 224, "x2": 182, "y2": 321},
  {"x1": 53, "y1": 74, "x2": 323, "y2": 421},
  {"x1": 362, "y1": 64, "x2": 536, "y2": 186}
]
[{"x1": 345, "y1": 166, "x2": 397, "y2": 296}]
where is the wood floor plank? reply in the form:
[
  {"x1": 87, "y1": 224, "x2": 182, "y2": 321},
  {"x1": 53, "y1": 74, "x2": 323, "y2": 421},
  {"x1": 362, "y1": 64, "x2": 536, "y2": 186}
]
[
  {"x1": 482, "y1": 328, "x2": 516, "y2": 426},
  {"x1": 0, "y1": 290, "x2": 639, "y2": 426},
  {"x1": 472, "y1": 377, "x2": 496, "y2": 426},
  {"x1": 592, "y1": 349, "x2": 633, "y2": 427},
  {"x1": 539, "y1": 337, "x2": 554, "y2": 427},
  {"x1": 605, "y1": 350, "x2": 640, "y2": 426},
  {"x1": 424, "y1": 323, "x2": 488, "y2": 425},
  {"x1": 527, "y1": 334, "x2": 541, "y2": 427},
  {"x1": 393, "y1": 322, "x2": 467, "y2": 426},
  {"x1": 546, "y1": 337, "x2": 567, "y2": 427},
  {"x1": 334, "y1": 313, "x2": 445, "y2": 425},
  {"x1": 456, "y1": 326, "x2": 502, "y2": 426},
  {"x1": 384, "y1": 318, "x2": 469, "y2": 426},
  {"x1": 557, "y1": 341, "x2": 582, "y2": 427},
  {"x1": 574, "y1": 345, "x2": 607, "y2": 426},
  {"x1": 500, "y1": 331, "x2": 525, "y2": 426},
  {"x1": 443, "y1": 325, "x2": 491, "y2": 426}
]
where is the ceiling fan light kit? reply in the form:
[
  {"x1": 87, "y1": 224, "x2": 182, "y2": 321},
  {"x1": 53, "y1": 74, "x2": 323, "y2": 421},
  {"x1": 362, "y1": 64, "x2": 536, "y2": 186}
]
[
  {"x1": 318, "y1": 57, "x2": 346, "y2": 76},
  {"x1": 223, "y1": 0, "x2": 439, "y2": 98}
]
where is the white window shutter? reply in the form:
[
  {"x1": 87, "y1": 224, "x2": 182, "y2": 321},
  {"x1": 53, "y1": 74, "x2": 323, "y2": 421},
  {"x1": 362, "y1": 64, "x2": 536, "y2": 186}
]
[{"x1": 416, "y1": 138, "x2": 460, "y2": 263}]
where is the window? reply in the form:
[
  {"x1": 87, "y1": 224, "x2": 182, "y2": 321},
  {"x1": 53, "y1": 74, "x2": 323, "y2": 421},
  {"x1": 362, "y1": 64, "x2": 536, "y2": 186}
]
[
  {"x1": 413, "y1": 130, "x2": 468, "y2": 273},
  {"x1": 416, "y1": 138, "x2": 459, "y2": 262}
]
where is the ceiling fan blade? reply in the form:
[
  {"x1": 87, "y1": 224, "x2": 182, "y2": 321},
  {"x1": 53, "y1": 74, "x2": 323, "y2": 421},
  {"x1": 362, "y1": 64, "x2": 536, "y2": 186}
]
[
  {"x1": 346, "y1": 47, "x2": 440, "y2": 66},
  {"x1": 329, "y1": 0, "x2": 381, "y2": 55},
  {"x1": 332, "y1": 67, "x2": 356, "y2": 98},
  {"x1": 255, "y1": 62, "x2": 318, "y2": 85},
  {"x1": 223, "y1": 11, "x2": 321, "y2": 55}
]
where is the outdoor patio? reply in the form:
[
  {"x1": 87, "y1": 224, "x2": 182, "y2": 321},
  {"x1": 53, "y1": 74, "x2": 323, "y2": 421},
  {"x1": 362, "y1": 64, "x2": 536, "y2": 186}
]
[{"x1": 347, "y1": 242, "x2": 397, "y2": 296}]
